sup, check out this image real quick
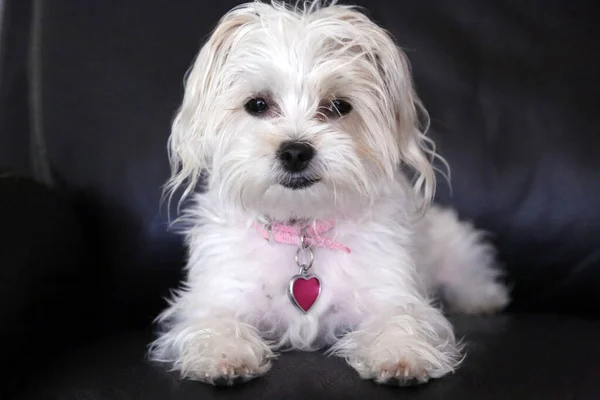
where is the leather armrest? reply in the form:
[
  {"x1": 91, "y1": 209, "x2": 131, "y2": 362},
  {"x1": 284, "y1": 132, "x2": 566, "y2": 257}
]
[{"x1": 0, "y1": 174, "x2": 101, "y2": 396}]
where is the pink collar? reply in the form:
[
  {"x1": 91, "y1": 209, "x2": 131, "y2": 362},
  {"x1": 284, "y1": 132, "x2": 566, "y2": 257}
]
[{"x1": 254, "y1": 219, "x2": 351, "y2": 254}]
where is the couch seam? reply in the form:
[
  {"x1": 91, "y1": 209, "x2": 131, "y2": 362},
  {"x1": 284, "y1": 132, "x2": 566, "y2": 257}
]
[{"x1": 28, "y1": 0, "x2": 54, "y2": 186}]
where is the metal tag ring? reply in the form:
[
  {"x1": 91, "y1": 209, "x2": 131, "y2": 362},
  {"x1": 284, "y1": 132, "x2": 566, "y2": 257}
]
[{"x1": 295, "y1": 246, "x2": 314, "y2": 269}]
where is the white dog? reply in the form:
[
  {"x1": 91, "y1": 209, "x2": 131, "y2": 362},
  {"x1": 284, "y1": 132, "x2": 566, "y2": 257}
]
[{"x1": 149, "y1": 0, "x2": 509, "y2": 386}]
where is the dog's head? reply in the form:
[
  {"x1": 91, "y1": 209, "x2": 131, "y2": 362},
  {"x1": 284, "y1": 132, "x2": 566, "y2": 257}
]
[{"x1": 167, "y1": 1, "x2": 438, "y2": 220}]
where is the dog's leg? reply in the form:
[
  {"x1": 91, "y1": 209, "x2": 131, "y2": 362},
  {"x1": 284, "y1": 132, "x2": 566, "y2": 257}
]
[
  {"x1": 329, "y1": 301, "x2": 463, "y2": 385},
  {"x1": 149, "y1": 312, "x2": 274, "y2": 386},
  {"x1": 419, "y1": 205, "x2": 510, "y2": 315}
]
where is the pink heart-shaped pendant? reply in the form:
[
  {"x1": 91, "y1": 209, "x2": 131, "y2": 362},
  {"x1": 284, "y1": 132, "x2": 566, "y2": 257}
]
[{"x1": 289, "y1": 274, "x2": 321, "y2": 313}]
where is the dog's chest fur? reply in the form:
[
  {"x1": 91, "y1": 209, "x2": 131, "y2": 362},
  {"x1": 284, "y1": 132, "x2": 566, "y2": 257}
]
[{"x1": 181, "y1": 190, "x2": 423, "y2": 350}]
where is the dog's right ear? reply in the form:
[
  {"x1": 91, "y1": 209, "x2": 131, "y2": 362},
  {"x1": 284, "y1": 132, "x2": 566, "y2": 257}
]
[{"x1": 165, "y1": 5, "x2": 258, "y2": 206}]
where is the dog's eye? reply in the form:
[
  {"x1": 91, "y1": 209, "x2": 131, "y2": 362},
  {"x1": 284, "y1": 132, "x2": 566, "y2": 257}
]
[
  {"x1": 328, "y1": 99, "x2": 352, "y2": 117},
  {"x1": 244, "y1": 98, "x2": 269, "y2": 116}
]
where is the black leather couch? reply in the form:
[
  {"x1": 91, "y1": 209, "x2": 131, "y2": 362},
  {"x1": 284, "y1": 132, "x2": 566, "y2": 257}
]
[{"x1": 2, "y1": 1, "x2": 600, "y2": 399}]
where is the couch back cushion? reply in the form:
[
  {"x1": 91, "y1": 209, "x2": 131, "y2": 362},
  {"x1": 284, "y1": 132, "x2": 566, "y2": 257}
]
[{"x1": 36, "y1": 0, "x2": 600, "y2": 324}]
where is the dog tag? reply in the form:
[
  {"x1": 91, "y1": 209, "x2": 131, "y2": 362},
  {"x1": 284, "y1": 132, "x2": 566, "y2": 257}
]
[{"x1": 288, "y1": 273, "x2": 321, "y2": 313}]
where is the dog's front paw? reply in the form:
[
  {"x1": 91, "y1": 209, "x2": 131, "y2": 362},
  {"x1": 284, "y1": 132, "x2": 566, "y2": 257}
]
[
  {"x1": 356, "y1": 351, "x2": 443, "y2": 386},
  {"x1": 183, "y1": 345, "x2": 270, "y2": 386},
  {"x1": 151, "y1": 318, "x2": 275, "y2": 386},
  {"x1": 346, "y1": 337, "x2": 461, "y2": 386},
  {"x1": 331, "y1": 306, "x2": 463, "y2": 386},
  {"x1": 190, "y1": 347, "x2": 271, "y2": 386},
  {"x1": 181, "y1": 336, "x2": 274, "y2": 386}
]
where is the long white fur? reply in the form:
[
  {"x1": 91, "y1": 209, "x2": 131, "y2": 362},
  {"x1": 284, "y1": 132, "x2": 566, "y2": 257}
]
[{"x1": 149, "y1": 0, "x2": 509, "y2": 386}]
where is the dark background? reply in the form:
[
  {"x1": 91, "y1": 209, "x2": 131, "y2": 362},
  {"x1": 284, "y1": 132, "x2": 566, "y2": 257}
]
[{"x1": 1, "y1": 1, "x2": 600, "y2": 399}]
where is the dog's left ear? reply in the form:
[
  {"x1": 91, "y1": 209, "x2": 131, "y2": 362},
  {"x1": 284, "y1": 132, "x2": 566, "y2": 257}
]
[{"x1": 368, "y1": 22, "x2": 439, "y2": 208}]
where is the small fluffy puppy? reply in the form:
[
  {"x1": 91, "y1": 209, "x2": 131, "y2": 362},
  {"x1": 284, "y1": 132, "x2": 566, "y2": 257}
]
[{"x1": 150, "y1": 0, "x2": 509, "y2": 386}]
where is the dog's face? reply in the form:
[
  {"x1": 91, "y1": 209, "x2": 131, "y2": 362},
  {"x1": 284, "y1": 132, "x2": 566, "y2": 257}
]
[{"x1": 168, "y1": 2, "x2": 435, "y2": 220}]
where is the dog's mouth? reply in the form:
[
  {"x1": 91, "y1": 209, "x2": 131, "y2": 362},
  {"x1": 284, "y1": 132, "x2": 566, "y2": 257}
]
[{"x1": 279, "y1": 176, "x2": 321, "y2": 190}]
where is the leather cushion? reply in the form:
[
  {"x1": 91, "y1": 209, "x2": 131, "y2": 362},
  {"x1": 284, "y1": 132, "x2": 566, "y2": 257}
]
[{"x1": 17, "y1": 314, "x2": 600, "y2": 400}]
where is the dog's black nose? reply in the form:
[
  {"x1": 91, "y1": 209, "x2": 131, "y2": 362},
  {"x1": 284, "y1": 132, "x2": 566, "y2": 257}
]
[{"x1": 277, "y1": 141, "x2": 315, "y2": 173}]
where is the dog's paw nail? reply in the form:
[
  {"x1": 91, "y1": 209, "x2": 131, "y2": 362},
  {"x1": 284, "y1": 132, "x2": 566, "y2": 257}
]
[{"x1": 370, "y1": 359, "x2": 434, "y2": 387}]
